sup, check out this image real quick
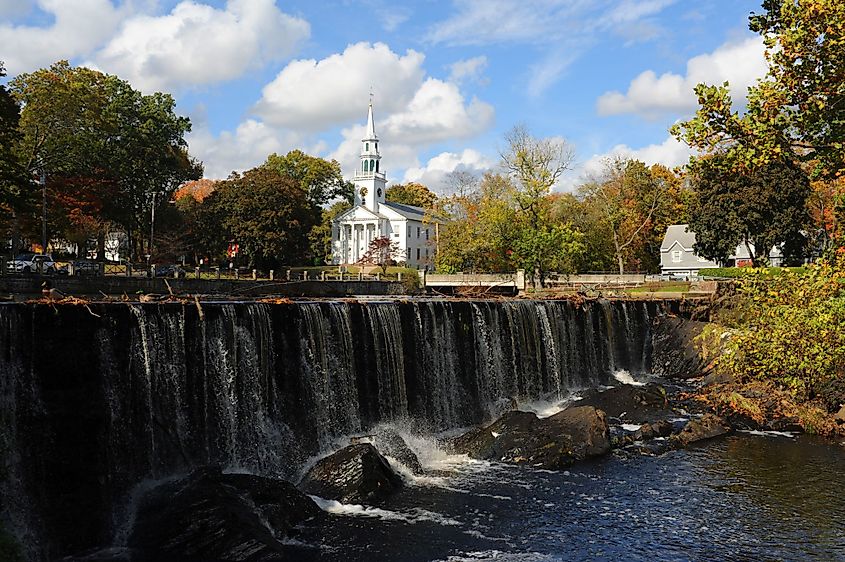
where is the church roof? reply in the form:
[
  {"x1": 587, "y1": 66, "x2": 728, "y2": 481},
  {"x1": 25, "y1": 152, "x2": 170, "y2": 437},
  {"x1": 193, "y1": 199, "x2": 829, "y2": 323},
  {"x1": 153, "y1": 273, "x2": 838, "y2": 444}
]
[{"x1": 381, "y1": 201, "x2": 434, "y2": 221}]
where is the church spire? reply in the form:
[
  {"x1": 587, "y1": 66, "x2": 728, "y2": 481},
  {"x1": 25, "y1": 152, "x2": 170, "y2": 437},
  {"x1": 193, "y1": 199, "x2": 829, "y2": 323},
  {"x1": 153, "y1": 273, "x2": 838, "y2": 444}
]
[{"x1": 365, "y1": 97, "x2": 377, "y2": 140}]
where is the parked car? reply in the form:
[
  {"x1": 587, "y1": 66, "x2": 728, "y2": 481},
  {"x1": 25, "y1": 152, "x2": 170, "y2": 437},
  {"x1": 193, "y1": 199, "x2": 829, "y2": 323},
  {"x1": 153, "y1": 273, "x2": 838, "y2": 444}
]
[
  {"x1": 152, "y1": 264, "x2": 186, "y2": 279},
  {"x1": 6, "y1": 253, "x2": 57, "y2": 274}
]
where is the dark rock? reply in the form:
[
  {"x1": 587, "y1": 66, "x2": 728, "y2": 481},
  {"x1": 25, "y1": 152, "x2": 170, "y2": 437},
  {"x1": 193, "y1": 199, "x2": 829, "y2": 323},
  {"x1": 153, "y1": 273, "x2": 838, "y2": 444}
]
[
  {"x1": 371, "y1": 429, "x2": 425, "y2": 475},
  {"x1": 766, "y1": 417, "x2": 804, "y2": 433},
  {"x1": 299, "y1": 443, "x2": 403, "y2": 504},
  {"x1": 129, "y1": 466, "x2": 322, "y2": 561},
  {"x1": 650, "y1": 315, "x2": 714, "y2": 379},
  {"x1": 650, "y1": 420, "x2": 674, "y2": 437},
  {"x1": 702, "y1": 370, "x2": 735, "y2": 386},
  {"x1": 571, "y1": 384, "x2": 672, "y2": 424},
  {"x1": 671, "y1": 414, "x2": 732, "y2": 447},
  {"x1": 449, "y1": 406, "x2": 610, "y2": 470}
]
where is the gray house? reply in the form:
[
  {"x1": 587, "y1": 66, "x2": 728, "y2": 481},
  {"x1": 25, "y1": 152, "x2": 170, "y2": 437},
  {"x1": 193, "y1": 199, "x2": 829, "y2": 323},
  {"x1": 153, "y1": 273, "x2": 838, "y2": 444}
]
[
  {"x1": 660, "y1": 224, "x2": 784, "y2": 276},
  {"x1": 660, "y1": 224, "x2": 719, "y2": 276}
]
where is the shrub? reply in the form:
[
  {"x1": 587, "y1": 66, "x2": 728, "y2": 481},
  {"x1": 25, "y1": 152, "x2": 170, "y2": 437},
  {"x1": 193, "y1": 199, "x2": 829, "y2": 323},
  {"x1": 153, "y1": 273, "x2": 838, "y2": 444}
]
[{"x1": 715, "y1": 256, "x2": 845, "y2": 403}]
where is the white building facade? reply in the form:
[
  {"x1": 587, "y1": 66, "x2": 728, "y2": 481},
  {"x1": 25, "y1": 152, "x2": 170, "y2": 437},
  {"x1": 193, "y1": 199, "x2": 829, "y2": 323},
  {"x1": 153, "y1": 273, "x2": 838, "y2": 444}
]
[{"x1": 331, "y1": 103, "x2": 440, "y2": 269}]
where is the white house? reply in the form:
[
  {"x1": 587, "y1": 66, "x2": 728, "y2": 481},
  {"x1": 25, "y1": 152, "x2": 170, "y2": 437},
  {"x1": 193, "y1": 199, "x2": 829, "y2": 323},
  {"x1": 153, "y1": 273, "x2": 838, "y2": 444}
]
[
  {"x1": 660, "y1": 224, "x2": 784, "y2": 276},
  {"x1": 331, "y1": 102, "x2": 440, "y2": 269}
]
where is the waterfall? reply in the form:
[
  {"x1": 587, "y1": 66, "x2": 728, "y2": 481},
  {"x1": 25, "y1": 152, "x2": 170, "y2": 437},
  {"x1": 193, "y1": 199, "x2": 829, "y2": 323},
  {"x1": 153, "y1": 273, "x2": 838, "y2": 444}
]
[{"x1": 0, "y1": 298, "x2": 657, "y2": 560}]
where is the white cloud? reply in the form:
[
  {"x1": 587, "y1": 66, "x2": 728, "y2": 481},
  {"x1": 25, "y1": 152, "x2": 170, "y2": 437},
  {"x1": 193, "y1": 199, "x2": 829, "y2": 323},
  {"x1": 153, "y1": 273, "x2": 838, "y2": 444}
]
[
  {"x1": 563, "y1": 135, "x2": 693, "y2": 191},
  {"x1": 427, "y1": 0, "x2": 675, "y2": 95},
  {"x1": 88, "y1": 0, "x2": 309, "y2": 93},
  {"x1": 254, "y1": 42, "x2": 426, "y2": 132},
  {"x1": 448, "y1": 56, "x2": 488, "y2": 84},
  {"x1": 329, "y1": 77, "x2": 495, "y2": 179},
  {"x1": 187, "y1": 118, "x2": 301, "y2": 180},
  {"x1": 596, "y1": 36, "x2": 766, "y2": 118},
  {"x1": 0, "y1": 0, "x2": 33, "y2": 18},
  {"x1": 403, "y1": 149, "x2": 494, "y2": 192},
  {"x1": 0, "y1": 0, "x2": 127, "y2": 75}
]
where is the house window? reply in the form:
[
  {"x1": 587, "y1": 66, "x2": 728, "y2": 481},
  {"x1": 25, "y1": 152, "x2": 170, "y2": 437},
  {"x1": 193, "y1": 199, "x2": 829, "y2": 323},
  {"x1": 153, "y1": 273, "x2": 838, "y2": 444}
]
[
  {"x1": 417, "y1": 227, "x2": 420, "y2": 238},
  {"x1": 416, "y1": 248, "x2": 420, "y2": 260},
  {"x1": 425, "y1": 229, "x2": 429, "y2": 240},
  {"x1": 672, "y1": 250, "x2": 682, "y2": 263},
  {"x1": 408, "y1": 226, "x2": 411, "y2": 237}
]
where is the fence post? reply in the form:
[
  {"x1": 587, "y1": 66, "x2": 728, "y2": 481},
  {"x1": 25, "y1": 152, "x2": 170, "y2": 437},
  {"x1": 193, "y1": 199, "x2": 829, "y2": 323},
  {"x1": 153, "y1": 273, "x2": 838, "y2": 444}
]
[
  {"x1": 321, "y1": 271, "x2": 326, "y2": 281},
  {"x1": 358, "y1": 271, "x2": 363, "y2": 281},
  {"x1": 195, "y1": 267, "x2": 201, "y2": 280},
  {"x1": 269, "y1": 270, "x2": 274, "y2": 281},
  {"x1": 252, "y1": 269, "x2": 257, "y2": 280},
  {"x1": 420, "y1": 269, "x2": 426, "y2": 287},
  {"x1": 303, "y1": 271, "x2": 308, "y2": 281},
  {"x1": 398, "y1": 272, "x2": 403, "y2": 282},
  {"x1": 235, "y1": 269, "x2": 239, "y2": 280},
  {"x1": 215, "y1": 267, "x2": 221, "y2": 280},
  {"x1": 376, "y1": 271, "x2": 380, "y2": 281},
  {"x1": 286, "y1": 269, "x2": 291, "y2": 281}
]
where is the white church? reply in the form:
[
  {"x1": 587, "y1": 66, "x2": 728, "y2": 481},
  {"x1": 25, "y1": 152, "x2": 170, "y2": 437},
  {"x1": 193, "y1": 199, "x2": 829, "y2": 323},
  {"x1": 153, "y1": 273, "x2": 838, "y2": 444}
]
[{"x1": 331, "y1": 102, "x2": 440, "y2": 269}]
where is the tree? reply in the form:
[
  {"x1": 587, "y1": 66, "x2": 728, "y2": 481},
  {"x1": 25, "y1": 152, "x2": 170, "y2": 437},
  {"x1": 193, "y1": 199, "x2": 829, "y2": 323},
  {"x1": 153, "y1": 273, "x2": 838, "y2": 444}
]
[
  {"x1": 358, "y1": 236, "x2": 403, "y2": 274},
  {"x1": 263, "y1": 150, "x2": 350, "y2": 207},
  {"x1": 435, "y1": 172, "x2": 516, "y2": 273},
  {"x1": 200, "y1": 167, "x2": 318, "y2": 270},
  {"x1": 500, "y1": 125, "x2": 575, "y2": 284},
  {"x1": 580, "y1": 158, "x2": 666, "y2": 274},
  {"x1": 0, "y1": 61, "x2": 31, "y2": 253},
  {"x1": 672, "y1": 0, "x2": 845, "y2": 179},
  {"x1": 386, "y1": 182, "x2": 438, "y2": 209},
  {"x1": 510, "y1": 223, "x2": 585, "y2": 280},
  {"x1": 688, "y1": 155, "x2": 810, "y2": 265},
  {"x1": 9, "y1": 61, "x2": 200, "y2": 259},
  {"x1": 309, "y1": 200, "x2": 352, "y2": 265}
]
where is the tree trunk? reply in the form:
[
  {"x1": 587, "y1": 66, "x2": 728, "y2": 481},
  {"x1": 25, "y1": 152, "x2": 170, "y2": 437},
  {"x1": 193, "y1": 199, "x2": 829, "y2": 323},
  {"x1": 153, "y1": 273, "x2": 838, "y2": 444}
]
[{"x1": 613, "y1": 231, "x2": 624, "y2": 275}]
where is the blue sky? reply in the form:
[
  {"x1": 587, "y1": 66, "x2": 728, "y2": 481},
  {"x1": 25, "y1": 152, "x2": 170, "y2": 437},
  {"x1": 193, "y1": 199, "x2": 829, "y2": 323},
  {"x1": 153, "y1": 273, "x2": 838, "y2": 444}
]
[{"x1": 0, "y1": 0, "x2": 767, "y2": 191}]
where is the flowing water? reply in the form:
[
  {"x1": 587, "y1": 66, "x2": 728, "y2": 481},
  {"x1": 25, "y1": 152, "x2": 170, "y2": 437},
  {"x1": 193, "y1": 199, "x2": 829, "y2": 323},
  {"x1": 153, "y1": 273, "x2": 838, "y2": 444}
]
[
  {"x1": 0, "y1": 299, "x2": 842, "y2": 561},
  {"x1": 299, "y1": 430, "x2": 845, "y2": 562}
]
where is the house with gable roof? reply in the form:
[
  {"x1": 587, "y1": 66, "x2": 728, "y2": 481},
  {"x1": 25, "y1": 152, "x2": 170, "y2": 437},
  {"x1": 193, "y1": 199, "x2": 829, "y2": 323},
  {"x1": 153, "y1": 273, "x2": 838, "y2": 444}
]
[{"x1": 660, "y1": 224, "x2": 785, "y2": 276}]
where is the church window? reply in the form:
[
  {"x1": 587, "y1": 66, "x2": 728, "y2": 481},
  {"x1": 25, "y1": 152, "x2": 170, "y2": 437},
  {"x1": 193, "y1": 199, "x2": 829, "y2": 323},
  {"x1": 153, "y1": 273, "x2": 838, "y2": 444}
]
[
  {"x1": 370, "y1": 159, "x2": 375, "y2": 172},
  {"x1": 376, "y1": 161, "x2": 379, "y2": 172},
  {"x1": 365, "y1": 142, "x2": 369, "y2": 151},
  {"x1": 377, "y1": 188, "x2": 382, "y2": 198},
  {"x1": 363, "y1": 160, "x2": 368, "y2": 172}
]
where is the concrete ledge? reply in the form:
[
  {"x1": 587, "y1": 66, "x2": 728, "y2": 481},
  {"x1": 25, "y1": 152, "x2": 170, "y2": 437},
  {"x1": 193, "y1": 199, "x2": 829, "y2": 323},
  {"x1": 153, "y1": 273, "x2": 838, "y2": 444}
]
[{"x1": 0, "y1": 275, "x2": 409, "y2": 298}]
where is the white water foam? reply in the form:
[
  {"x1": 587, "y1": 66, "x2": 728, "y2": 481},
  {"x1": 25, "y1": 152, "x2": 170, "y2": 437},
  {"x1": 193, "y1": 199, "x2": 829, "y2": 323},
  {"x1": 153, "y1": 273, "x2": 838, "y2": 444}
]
[
  {"x1": 309, "y1": 496, "x2": 462, "y2": 526},
  {"x1": 620, "y1": 424, "x2": 642, "y2": 432},
  {"x1": 613, "y1": 370, "x2": 646, "y2": 386},
  {"x1": 434, "y1": 550, "x2": 563, "y2": 561},
  {"x1": 738, "y1": 429, "x2": 796, "y2": 439},
  {"x1": 518, "y1": 391, "x2": 585, "y2": 419}
]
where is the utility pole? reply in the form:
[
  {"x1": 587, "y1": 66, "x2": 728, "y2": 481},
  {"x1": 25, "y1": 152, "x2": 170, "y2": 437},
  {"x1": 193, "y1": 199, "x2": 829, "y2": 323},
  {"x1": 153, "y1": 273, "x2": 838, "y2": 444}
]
[
  {"x1": 40, "y1": 170, "x2": 47, "y2": 254},
  {"x1": 149, "y1": 191, "x2": 156, "y2": 259}
]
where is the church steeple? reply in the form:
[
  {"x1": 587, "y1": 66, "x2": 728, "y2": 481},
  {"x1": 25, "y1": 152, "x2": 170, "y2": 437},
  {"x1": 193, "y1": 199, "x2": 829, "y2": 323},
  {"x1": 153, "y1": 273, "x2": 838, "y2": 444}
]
[{"x1": 354, "y1": 99, "x2": 386, "y2": 211}]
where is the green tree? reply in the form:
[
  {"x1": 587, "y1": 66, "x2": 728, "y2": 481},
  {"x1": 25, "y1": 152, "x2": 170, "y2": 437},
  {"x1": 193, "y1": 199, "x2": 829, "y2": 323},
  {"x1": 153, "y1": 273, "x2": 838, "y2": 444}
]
[
  {"x1": 9, "y1": 61, "x2": 200, "y2": 259},
  {"x1": 688, "y1": 155, "x2": 810, "y2": 265},
  {"x1": 510, "y1": 223, "x2": 585, "y2": 279},
  {"x1": 309, "y1": 200, "x2": 352, "y2": 265},
  {"x1": 500, "y1": 125, "x2": 574, "y2": 285},
  {"x1": 386, "y1": 182, "x2": 438, "y2": 209},
  {"x1": 263, "y1": 150, "x2": 350, "y2": 207},
  {"x1": 672, "y1": 0, "x2": 845, "y2": 179},
  {"x1": 202, "y1": 167, "x2": 318, "y2": 270},
  {"x1": 0, "y1": 62, "x2": 31, "y2": 255}
]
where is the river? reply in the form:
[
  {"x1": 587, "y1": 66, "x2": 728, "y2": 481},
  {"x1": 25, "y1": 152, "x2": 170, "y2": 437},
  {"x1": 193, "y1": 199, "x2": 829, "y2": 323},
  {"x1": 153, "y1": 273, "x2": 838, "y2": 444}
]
[{"x1": 296, "y1": 430, "x2": 845, "y2": 562}]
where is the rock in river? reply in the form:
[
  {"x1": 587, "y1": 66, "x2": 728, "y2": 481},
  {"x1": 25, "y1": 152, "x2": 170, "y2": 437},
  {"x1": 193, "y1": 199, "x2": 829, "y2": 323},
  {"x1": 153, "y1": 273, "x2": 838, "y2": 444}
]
[
  {"x1": 299, "y1": 443, "x2": 403, "y2": 504},
  {"x1": 371, "y1": 428, "x2": 425, "y2": 475},
  {"x1": 571, "y1": 383, "x2": 672, "y2": 424},
  {"x1": 129, "y1": 466, "x2": 322, "y2": 561},
  {"x1": 671, "y1": 414, "x2": 733, "y2": 447},
  {"x1": 449, "y1": 406, "x2": 610, "y2": 470}
]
